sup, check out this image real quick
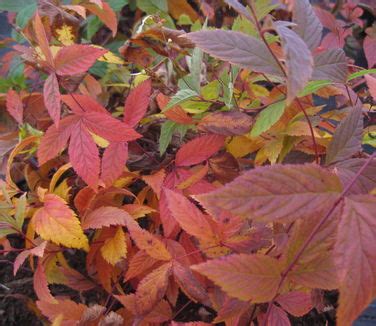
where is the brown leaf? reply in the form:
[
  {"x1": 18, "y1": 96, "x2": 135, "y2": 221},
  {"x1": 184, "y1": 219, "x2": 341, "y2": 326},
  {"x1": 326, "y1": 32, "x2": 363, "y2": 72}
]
[{"x1": 198, "y1": 111, "x2": 253, "y2": 136}]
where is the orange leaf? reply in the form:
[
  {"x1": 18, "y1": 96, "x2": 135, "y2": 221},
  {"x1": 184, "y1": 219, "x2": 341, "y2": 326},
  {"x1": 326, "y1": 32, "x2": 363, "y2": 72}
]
[
  {"x1": 37, "y1": 299, "x2": 86, "y2": 324},
  {"x1": 142, "y1": 169, "x2": 166, "y2": 199},
  {"x1": 33, "y1": 11, "x2": 54, "y2": 67},
  {"x1": 34, "y1": 262, "x2": 56, "y2": 303},
  {"x1": 156, "y1": 93, "x2": 194, "y2": 125},
  {"x1": 101, "y1": 142, "x2": 128, "y2": 186},
  {"x1": 83, "y1": 1, "x2": 117, "y2": 37},
  {"x1": 191, "y1": 254, "x2": 281, "y2": 303},
  {"x1": 14, "y1": 241, "x2": 47, "y2": 276},
  {"x1": 335, "y1": 195, "x2": 376, "y2": 326},
  {"x1": 175, "y1": 134, "x2": 225, "y2": 167},
  {"x1": 32, "y1": 193, "x2": 89, "y2": 250}
]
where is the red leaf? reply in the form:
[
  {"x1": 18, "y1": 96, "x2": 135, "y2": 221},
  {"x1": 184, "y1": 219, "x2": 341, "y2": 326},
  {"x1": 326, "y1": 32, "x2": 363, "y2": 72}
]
[
  {"x1": 61, "y1": 94, "x2": 109, "y2": 115},
  {"x1": 33, "y1": 11, "x2": 54, "y2": 67},
  {"x1": 123, "y1": 79, "x2": 152, "y2": 127},
  {"x1": 175, "y1": 134, "x2": 225, "y2": 167},
  {"x1": 82, "y1": 206, "x2": 130, "y2": 230},
  {"x1": 34, "y1": 262, "x2": 56, "y2": 303},
  {"x1": 82, "y1": 111, "x2": 141, "y2": 142},
  {"x1": 54, "y1": 45, "x2": 107, "y2": 76},
  {"x1": 276, "y1": 291, "x2": 313, "y2": 317},
  {"x1": 14, "y1": 241, "x2": 47, "y2": 276},
  {"x1": 68, "y1": 120, "x2": 100, "y2": 188},
  {"x1": 83, "y1": 1, "x2": 117, "y2": 37},
  {"x1": 6, "y1": 89, "x2": 23, "y2": 124},
  {"x1": 38, "y1": 115, "x2": 79, "y2": 165},
  {"x1": 43, "y1": 73, "x2": 61, "y2": 125},
  {"x1": 101, "y1": 142, "x2": 128, "y2": 186}
]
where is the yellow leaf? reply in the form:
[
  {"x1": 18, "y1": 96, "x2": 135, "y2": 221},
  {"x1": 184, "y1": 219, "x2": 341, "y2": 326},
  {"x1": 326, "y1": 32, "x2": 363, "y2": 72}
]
[
  {"x1": 90, "y1": 132, "x2": 109, "y2": 148},
  {"x1": 98, "y1": 51, "x2": 125, "y2": 64},
  {"x1": 226, "y1": 135, "x2": 264, "y2": 158},
  {"x1": 55, "y1": 24, "x2": 75, "y2": 45},
  {"x1": 32, "y1": 193, "x2": 89, "y2": 251},
  {"x1": 101, "y1": 227, "x2": 127, "y2": 265}
]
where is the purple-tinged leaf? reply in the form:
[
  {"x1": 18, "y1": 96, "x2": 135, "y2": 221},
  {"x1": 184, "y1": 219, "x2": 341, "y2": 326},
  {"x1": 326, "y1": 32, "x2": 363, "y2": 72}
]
[
  {"x1": 312, "y1": 49, "x2": 348, "y2": 83},
  {"x1": 334, "y1": 158, "x2": 376, "y2": 195},
  {"x1": 274, "y1": 22, "x2": 313, "y2": 104},
  {"x1": 326, "y1": 105, "x2": 363, "y2": 165},
  {"x1": 223, "y1": 0, "x2": 254, "y2": 24},
  {"x1": 292, "y1": 0, "x2": 323, "y2": 51},
  {"x1": 185, "y1": 30, "x2": 284, "y2": 77}
]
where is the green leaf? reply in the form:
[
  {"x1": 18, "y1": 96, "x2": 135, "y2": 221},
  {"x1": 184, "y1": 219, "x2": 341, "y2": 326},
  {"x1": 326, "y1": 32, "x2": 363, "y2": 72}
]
[
  {"x1": 251, "y1": 100, "x2": 286, "y2": 137},
  {"x1": 159, "y1": 121, "x2": 176, "y2": 155},
  {"x1": 188, "y1": 47, "x2": 203, "y2": 93},
  {"x1": 298, "y1": 80, "x2": 332, "y2": 97},
  {"x1": 0, "y1": 0, "x2": 35, "y2": 12},
  {"x1": 14, "y1": 194, "x2": 26, "y2": 229},
  {"x1": 163, "y1": 89, "x2": 198, "y2": 112},
  {"x1": 15, "y1": 1, "x2": 37, "y2": 28},
  {"x1": 86, "y1": 15, "x2": 103, "y2": 39},
  {"x1": 347, "y1": 69, "x2": 376, "y2": 81},
  {"x1": 137, "y1": 0, "x2": 167, "y2": 13},
  {"x1": 107, "y1": 0, "x2": 129, "y2": 11}
]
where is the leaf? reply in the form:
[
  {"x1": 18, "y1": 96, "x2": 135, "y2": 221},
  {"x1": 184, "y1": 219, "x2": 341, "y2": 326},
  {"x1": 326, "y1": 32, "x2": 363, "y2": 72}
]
[
  {"x1": 61, "y1": 94, "x2": 108, "y2": 115},
  {"x1": 37, "y1": 299, "x2": 86, "y2": 324},
  {"x1": 326, "y1": 105, "x2": 363, "y2": 165},
  {"x1": 191, "y1": 254, "x2": 281, "y2": 303},
  {"x1": 83, "y1": 112, "x2": 141, "y2": 142},
  {"x1": 186, "y1": 30, "x2": 284, "y2": 76},
  {"x1": 195, "y1": 164, "x2": 342, "y2": 223},
  {"x1": 83, "y1": 1, "x2": 118, "y2": 36},
  {"x1": 134, "y1": 262, "x2": 172, "y2": 315},
  {"x1": 224, "y1": 0, "x2": 254, "y2": 23},
  {"x1": 335, "y1": 158, "x2": 376, "y2": 195},
  {"x1": 175, "y1": 134, "x2": 225, "y2": 167},
  {"x1": 125, "y1": 217, "x2": 172, "y2": 261},
  {"x1": 43, "y1": 73, "x2": 61, "y2": 126},
  {"x1": 0, "y1": 0, "x2": 36, "y2": 12},
  {"x1": 198, "y1": 111, "x2": 253, "y2": 136},
  {"x1": 68, "y1": 120, "x2": 100, "y2": 188},
  {"x1": 347, "y1": 68, "x2": 376, "y2": 81},
  {"x1": 14, "y1": 241, "x2": 47, "y2": 276},
  {"x1": 38, "y1": 115, "x2": 79, "y2": 165},
  {"x1": 32, "y1": 193, "x2": 89, "y2": 250},
  {"x1": 172, "y1": 261, "x2": 208, "y2": 303},
  {"x1": 101, "y1": 227, "x2": 127, "y2": 265},
  {"x1": 16, "y1": 1, "x2": 37, "y2": 28},
  {"x1": 123, "y1": 79, "x2": 151, "y2": 127},
  {"x1": 266, "y1": 304, "x2": 291, "y2": 326},
  {"x1": 54, "y1": 45, "x2": 107, "y2": 76},
  {"x1": 312, "y1": 49, "x2": 348, "y2": 83},
  {"x1": 334, "y1": 195, "x2": 376, "y2": 326},
  {"x1": 250, "y1": 101, "x2": 285, "y2": 137},
  {"x1": 163, "y1": 89, "x2": 198, "y2": 112},
  {"x1": 33, "y1": 11, "x2": 54, "y2": 67},
  {"x1": 156, "y1": 93, "x2": 193, "y2": 125},
  {"x1": 365, "y1": 74, "x2": 376, "y2": 101},
  {"x1": 364, "y1": 35, "x2": 376, "y2": 68},
  {"x1": 82, "y1": 206, "x2": 130, "y2": 229},
  {"x1": 34, "y1": 262, "x2": 56, "y2": 303},
  {"x1": 274, "y1": 22, "x2": 313, "y2": 104},
  {"x1": 276, "y1": 291, "x2": 313, "y2": 317},
  {"x1": 292, "y1": 0, "x2": 322, "y2": 51},
  {"x1": 6, "y1": 89, "x2": 23, "y2": 124},
  {"x1": 101, "y1": 142, "x2": 128, "y2": 186},
  {"x1": 164, "y1": 189, "x2": 213, "y2": 240},
  {"x1": 159, "y1": 121, "x2": 176, "y2": 155}
]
